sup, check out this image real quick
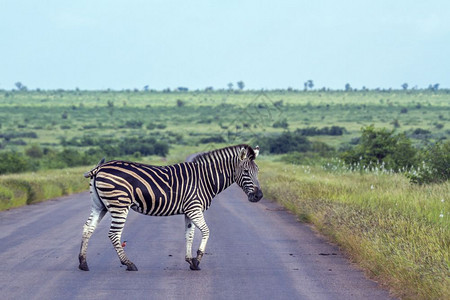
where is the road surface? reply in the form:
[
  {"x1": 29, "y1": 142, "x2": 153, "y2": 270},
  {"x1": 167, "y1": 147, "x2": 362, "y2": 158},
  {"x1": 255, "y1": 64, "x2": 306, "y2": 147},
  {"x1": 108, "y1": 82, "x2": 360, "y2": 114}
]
[{"x1": 0, "y1": 184, "x2": 393, "y2": 299}]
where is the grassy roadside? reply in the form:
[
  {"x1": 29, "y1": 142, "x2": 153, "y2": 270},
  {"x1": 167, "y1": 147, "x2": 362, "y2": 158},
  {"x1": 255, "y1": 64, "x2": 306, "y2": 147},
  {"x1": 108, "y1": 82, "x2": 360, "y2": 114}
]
[
  {"x1": 0, "y1": 166, "x2": 88, "y2": 211},
  {"x1": 258, "y1": 160, "x2": 449, "y2": 299},
  {"x1": 0, "y1": 149, "x2": 192, "y2": 212}
]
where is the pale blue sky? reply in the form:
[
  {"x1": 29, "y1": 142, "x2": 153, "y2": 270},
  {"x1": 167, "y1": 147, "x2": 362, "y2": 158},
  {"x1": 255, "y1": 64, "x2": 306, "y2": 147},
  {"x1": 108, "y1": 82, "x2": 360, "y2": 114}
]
[{"x1": 1, "y1": 0, "x2": 449, "y2": 90}]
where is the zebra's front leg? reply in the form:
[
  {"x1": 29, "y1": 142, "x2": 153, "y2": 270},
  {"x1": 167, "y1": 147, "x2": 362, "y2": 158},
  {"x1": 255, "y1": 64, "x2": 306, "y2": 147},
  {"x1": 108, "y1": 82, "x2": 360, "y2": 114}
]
[
  {"x1": 108, "y1": 209, "x2": 138, "y2": 271},
  {"x1": 186, "y1": 210, "x2": 209, "y2": 271},
  {"x1": 184, "y1": 215, "x2": 196, "y2": 269}
]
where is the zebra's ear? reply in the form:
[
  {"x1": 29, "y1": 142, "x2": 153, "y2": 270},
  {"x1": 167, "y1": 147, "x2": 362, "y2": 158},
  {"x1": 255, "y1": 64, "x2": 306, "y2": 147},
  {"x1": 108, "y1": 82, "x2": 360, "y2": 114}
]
[
  {"x1": 253, "y1": 146, "x2": 260, "y2": 158},
  {"x1": 239, "y1": 147, "x2": 247, "y2": 161}
]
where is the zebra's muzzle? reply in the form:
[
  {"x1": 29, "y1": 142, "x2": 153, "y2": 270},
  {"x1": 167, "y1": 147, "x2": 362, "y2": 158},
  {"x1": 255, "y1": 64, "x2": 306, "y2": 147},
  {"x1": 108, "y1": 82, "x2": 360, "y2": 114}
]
[{"x1": 248, "y1": 187, "x2": 263, "y2": 202}]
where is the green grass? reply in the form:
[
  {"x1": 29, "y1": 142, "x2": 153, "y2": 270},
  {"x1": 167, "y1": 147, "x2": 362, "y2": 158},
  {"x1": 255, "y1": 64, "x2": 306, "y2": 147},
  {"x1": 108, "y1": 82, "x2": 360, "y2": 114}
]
[
  {"x1": 0, "y1": 167, "x2": 88, "y2": 210},
  {"x1": 258, "y1": 159, "x2": 449, "y2": 299},
  {"x1": 1, "y1": 90, "x2": 449, "y2": 154}
]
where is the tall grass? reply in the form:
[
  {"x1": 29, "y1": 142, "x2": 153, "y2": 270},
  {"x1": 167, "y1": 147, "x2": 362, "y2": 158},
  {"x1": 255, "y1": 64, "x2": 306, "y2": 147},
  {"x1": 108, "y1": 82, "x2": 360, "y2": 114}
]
[
  {"x1": 0, "y1": 167, "x2": 88, "y2": 210},
  {"x1": 258, "y1": 160, "x2": 449, "y2": 299}
]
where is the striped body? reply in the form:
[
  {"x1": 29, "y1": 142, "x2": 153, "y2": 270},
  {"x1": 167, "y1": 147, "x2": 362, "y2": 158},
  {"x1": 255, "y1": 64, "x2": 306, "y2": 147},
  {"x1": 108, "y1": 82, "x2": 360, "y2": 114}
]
[{"x1": 78, "y1": 144, "x2": 262, "y2": 272}]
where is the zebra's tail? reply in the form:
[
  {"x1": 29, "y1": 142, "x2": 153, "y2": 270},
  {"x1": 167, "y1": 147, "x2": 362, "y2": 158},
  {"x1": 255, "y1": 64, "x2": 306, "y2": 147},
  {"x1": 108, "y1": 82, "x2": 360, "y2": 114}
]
[{"x1": 83, "y1": 158, "x2": 106, "y2": 178}]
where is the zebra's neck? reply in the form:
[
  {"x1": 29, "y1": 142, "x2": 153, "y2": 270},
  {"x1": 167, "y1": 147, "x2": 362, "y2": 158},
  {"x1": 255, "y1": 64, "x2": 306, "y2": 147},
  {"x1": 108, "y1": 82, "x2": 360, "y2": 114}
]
[{"x1": 193, "y1": 147, "x2": 240, "y2": 199}]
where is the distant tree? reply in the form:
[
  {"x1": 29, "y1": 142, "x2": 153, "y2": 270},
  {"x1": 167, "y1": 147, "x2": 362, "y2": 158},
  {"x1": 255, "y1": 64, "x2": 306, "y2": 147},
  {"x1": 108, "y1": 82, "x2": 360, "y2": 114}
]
[
  {"x1": 237, "y1": 81, "x2": 245, "y2": 90},
  {"x1": 227, "y1": 83, "x2": 233, "y2": 90},
  {"x1": 15, "y1": 82, "x2": 27, "y2": 91},
  {"x1": 345, "y1": 83, "x2": 352, "y2": 91},
  {"x1": 107, "y1": 100, "x2": 114, "y2": 116},
  {"x1": 401, "y1": 83, "x2": 408, "y2": 90},
  {"x1": 303, "y1": 80, "x2": 313, "y2": 91},
  {"x1": 143, "y1": 85, "x2": 149, "y2": 91},
  {"x1": 427, "y1": 84, "x2": 440, "y2": 91}
]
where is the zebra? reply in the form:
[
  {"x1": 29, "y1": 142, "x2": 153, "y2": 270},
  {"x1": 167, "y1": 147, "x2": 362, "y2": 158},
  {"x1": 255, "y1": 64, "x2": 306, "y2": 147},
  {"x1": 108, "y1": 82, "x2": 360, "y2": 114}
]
[{"x1": 78, "y1": 144, "x2": 263, "y2": 271}]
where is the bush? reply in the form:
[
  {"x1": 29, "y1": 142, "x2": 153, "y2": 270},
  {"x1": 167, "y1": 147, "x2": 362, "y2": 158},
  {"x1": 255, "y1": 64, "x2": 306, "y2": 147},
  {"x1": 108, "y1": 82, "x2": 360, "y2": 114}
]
[
  {"x1": 296, "y1": 126, "x2": 345, "y2": 136},
  {"x1": 25, "y1": 144, "x2": 44, "y2": 158},
  {"x1": 412, "y1": 128, "x2": 431, "y2": 135},
  {"x1": 199, "y1": 136, "x2": 226, "y2": 144},
  {"x1": 341, "y1": 125, "x2": 418, "y2": 171},
  {"x1": 118, "y1": 137, "x2": 169, "y2": 157},
  {"x1": 272, "y1": 119, "x2": 289, "y2": 129},
  {"x1": 260, "y1": 132, "x2": 311, "y2": 154},
  {"x1": 177, "y1": 99, "x2": 185, "y2": 107},
  {"x1": 146, "y1": 123, "x2": 167, "y2": 130},
  {"x1": 0, "y1": 152, "x2": 29, "y2": 174},
  {"x1": 0, "y1": 132, "x2": 38, "y2": 139},
  {"x1": 122, "y1": 120, "x2": 143, "y2": 129},
  {"x1": 408, "y1": 141, "x2": 450, "y2": 184},
  {"x1": 56, "y1": 149, "x2": 91, "y2": 167}
]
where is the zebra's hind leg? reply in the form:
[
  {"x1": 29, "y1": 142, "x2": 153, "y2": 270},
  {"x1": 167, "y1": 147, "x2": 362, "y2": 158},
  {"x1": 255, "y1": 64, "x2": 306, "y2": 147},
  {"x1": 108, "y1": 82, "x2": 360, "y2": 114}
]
[
  {"x1": 79, "y1": 204, "x2": 107, "y2": 271},
  {"x1": 108, "y1": 208, "x2": 138, "y2": 271},
  {"x1": 186, "y1": 210, "x2": 210, "y2": 271}
]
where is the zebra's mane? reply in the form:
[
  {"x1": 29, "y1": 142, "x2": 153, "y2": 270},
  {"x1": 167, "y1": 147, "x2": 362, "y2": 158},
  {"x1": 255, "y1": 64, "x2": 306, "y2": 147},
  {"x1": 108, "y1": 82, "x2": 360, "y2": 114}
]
[{"x1": 192, "y1": 144, "x2": 256, "y2": 162}]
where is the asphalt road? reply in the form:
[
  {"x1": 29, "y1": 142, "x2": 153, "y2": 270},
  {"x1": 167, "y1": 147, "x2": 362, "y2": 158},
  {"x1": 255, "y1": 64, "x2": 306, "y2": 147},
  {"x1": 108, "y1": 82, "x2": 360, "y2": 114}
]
[{"x1": 0, "y1": 184, "x2": 393, "y2": 300}]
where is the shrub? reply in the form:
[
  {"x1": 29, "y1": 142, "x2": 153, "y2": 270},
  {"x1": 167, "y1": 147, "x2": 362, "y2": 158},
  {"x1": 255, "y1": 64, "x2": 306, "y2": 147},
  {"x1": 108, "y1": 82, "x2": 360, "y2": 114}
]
[
  {"x1": 341, "y1": 125, "x2": 418, "y2": 171},
  {"x1": 177, "y1": 99, "x2": 185, "y2": 107},
  {"x1": 272, "y1": 119, "x2": 289, "y2": 129},
  {"x1": 412, "y1": 128, "x2": 431, "y2": 135},
  {"x1": 296, "y1": 126, "x2": 345, "y2": 136},
  {"x1": 0, "y1": 132, "x2": 38, "y2": 139},
  {"x1": 0, "y1": 152, "x2": 29, "y2": 174},
  {"x1": 25, "y1": 144, "x2": 44, "y2": 158},
  {"x1": 56, "y1": 149, "x2": 91, "y2": 167},
  {"x1": 199, "y1": 136, "x2": 226, "y2": 144},
  {"x1": 122, "y1": 120, "x2": 143, "y2": 129},
  {"x1": 118, "y1": 137, "x2": 169, "y2": 157},
  {"x1": 408, "y1": 141, "x2": 450, "y2": 184},
  {"x1": 260, "y1": 132, "x2": 311, "y2": 154}
]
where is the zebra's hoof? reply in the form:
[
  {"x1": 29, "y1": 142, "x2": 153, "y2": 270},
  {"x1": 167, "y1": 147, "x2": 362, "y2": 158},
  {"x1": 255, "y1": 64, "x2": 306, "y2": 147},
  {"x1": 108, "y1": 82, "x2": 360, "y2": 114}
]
[
  {"x1": 79, "y1": 256, "x2": 89, "y2": 271},
  {"x1": 79, "y1": 262, "x2": 89, "y2": 271},
  {"x1": 126, "y1": 263, "x2": 138, "y2": 271},
  {"x1": 189, "y1": 258, "x2": 201, "y2": 271}
]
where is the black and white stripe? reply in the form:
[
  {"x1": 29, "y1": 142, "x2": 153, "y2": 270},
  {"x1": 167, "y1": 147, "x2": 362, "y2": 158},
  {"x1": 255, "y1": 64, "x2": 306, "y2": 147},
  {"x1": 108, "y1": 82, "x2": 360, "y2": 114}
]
[{"x1": 78, "y1": 144, "x2": 263, "y2": 271}]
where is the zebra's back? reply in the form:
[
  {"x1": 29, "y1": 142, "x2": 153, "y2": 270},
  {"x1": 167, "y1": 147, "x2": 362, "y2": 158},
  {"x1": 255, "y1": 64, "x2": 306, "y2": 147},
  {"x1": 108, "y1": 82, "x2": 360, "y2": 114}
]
[{"x1": 93, "y1": 160, "x2": 199, "y2": 216}]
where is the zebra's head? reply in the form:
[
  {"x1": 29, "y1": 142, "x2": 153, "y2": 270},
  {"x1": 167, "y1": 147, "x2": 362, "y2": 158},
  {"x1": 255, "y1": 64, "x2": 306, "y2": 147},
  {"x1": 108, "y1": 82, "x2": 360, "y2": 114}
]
[{"x1": 235, "y1": 145, "x2": 263, "y2": 203}]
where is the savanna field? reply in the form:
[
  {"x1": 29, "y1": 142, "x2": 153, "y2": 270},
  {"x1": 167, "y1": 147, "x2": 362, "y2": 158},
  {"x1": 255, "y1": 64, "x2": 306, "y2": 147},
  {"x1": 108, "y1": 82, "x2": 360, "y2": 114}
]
[{"x1": 1, "y1": 89, "x2": 449, "y2": 299}]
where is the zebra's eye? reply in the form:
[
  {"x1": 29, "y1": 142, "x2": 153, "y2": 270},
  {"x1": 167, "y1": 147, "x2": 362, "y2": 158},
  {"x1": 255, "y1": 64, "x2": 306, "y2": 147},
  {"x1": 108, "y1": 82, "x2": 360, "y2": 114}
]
[{"x1": 243, "y1": 170, "x2": 249, "y2": 175}]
